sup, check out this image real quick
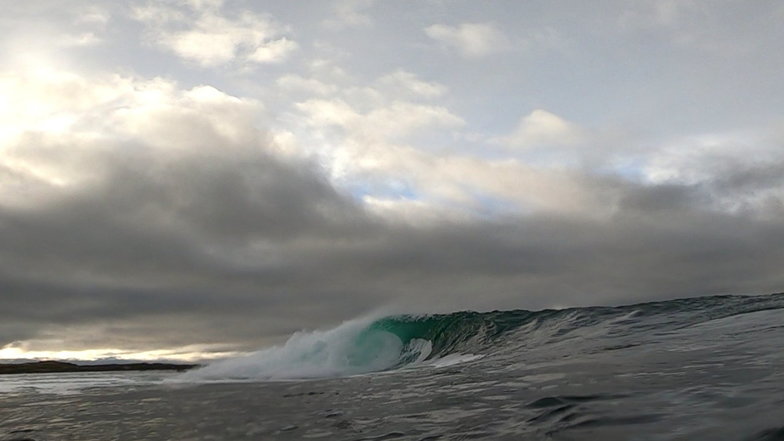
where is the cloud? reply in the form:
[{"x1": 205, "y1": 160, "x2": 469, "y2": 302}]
[
  {"x1": 287, "y1": 87, "x2": 612, "y2": 220},
  {"x1": 642, "y1": 132, "x2": 778, "y2": 185},
  {"x1": 292, "y1": 94, "x2": 469, "y2": 195},
  {"x1": 2, "y1": 67, "x2": 784, "y2": 357},
  {"x1": 276, "y1": 74, "x2": 338, "y2": 96},
  {"x1": 0, "y1": 2, "x2": 112, "y2": 55},
  {"x1": 639, "y1": 131, "x2": 784, "y2": 215},
  {"x1": 132, "y1": 0, "x2": 297, "y2": 67},
  {"x1": 425, "y1": 22, "x2": 510, "y2": 58},
  {"x1": 503, "y1": 109, "x2": 585, "y2": 149},
  {"x1": 296, "y1": 98, "x2": 463, "y2": 140},
  {"x1": 247, "y1": 37, "x2": 298, "y2": 63},
  {"x1": 494, "y1": 109, "x2": 617, "y2": 170},
  {"x1": 323, "y1": 0, "x2": 377, "y2": 29},
  {"x1": 0, "y1": 67, "x2": 371, "y2": 351},
  {"x1": 615, "y1": 0, "x2": 783, "y2": 55},
  {"x1": 377, "y1": 70, "x2": 447, "y2": 99}
]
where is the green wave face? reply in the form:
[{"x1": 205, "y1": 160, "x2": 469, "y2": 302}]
[
  {"x1": 345, "y1": 327, "x2": 403, "y2": 368},
  {"x1": 361, "y1": 294, "x2": 784, "y2": 365},
  {"x1": 364, "y1": 310, "x2": 540, "y2": 360}
]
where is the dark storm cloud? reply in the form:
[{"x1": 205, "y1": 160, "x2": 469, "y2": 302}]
[
  {"x1": 2, "y1": 138, "x2": 783, "y2": 351},
  {"x1": 0, "y1": 141, "x2": 371, "y2": 347}
]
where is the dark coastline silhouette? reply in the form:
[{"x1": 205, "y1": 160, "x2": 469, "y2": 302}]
[{"x1": 0, "y1": 360, "x2": 197, "y2": 375}]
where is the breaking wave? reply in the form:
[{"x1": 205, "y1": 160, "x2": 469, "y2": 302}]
[{"x1": 184, "y1": 293, "x2": 784, "y2": 381}]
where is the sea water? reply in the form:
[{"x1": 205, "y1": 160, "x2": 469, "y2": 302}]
[
  {"x1": 1, "y1": 293, "x2": 783, "y2": 440},
  {"x1": 0, "y1": 371, "x2": 176, "y2": 396}
]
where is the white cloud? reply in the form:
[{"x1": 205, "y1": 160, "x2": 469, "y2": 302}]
[
  {"x1": 642, "y1": 131, "x2": 778, "y2": 186},
  {"x1": 296, "y1": 98, "x2": 360, "y2": 128},
  {"x1": 626, "y1": 128, "x2": 784, "y2": 217},
  {"x1": 0, "y1": 68, "x2": 134, "y2": 145},
  {"x1": 248, "y1": 37, "x2": 298, "y2": 63},
  {"x1": 287, "y1": 90, "x2": 615, "y2": 220},
  {"x1": 494, "y1": 109, "x2": 642, "y2": 173},
  {"x1": 295, "y1": 97, "x2": 463, "y2": 145},
  {"x1": 491, "y1": 109, "x2": 598, "y2": 170},
  {"x1": 425, "y1": 22, "x2": 510, "y2": 58},
  {"x1": 0, "y1": 67, "x2": 267, "y2": 205},
  {"x1": 363, "y1": 101, "x2": 464, "y2": 138},
  {"x1": 324, "y1": 0, "x2": 377, "y2": 29},
  {"x1": 362, "y1": 196, "x2": 463, "y2": 226},
  {"x1": 132, "y1": 0, "x2": 297, "y2": 67},
  {"x1": 377, "y1": 70, "x2": 447, "y2": 99},
  {"x1": 343, "y1": 142, "x2": 618, "y2": 220},
  {"x1": 503, "y1": 109, "x2": 585, "y2": 149},
  {"x1": 275, "y1": 68, "x2": 623, "y2": 220}
]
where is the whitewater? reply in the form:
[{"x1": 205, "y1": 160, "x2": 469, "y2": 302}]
[{"x1": 2, "y1": 293, "x2": 784, "y2": 440}]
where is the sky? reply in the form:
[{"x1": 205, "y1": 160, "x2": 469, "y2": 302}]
[{"x1": 1, "y1": 0, "x2": 783, "y2": 361}]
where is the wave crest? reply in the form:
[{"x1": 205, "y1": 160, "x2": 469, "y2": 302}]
[
  {"x1": 183, "y1": 317, "x2": 434, "y2": 381},
  {"x1": 183, "y1": 294, "x2": 784, "y2": 381}
]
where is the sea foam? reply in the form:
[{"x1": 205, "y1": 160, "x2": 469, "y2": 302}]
[{"x1": 182, "y1": 317, "x2": 433, "y2": 381}]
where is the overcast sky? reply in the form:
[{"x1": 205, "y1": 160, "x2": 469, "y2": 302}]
[{"x1": 1, "y1": 0, "x2": 783, "y2": 361}]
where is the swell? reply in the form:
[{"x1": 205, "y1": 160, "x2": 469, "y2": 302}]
[
  {"x1": 374, "y1": 292, "x2": 784, "y2": 360},
  {"x1": 184, "y1": 292, "x2": 784, "y2": 380}
]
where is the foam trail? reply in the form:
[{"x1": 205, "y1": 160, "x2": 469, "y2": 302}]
[{"x1": 183, "y1": 317, "x2": 419, "y2": 381}]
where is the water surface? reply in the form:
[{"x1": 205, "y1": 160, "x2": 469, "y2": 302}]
[{"x1": 2, "y1": 293, "x2": 783, "y2": 440}]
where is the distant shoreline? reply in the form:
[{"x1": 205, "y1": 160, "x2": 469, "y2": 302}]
[{"x1": 0, "y1": 360, "x2": 199, "y2": 375}]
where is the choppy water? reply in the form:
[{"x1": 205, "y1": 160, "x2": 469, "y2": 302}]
[{"x1": 2, "y1": 293, "x2": 784, "y2": 440}]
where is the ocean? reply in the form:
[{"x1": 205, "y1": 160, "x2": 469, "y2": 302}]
[{"x1": 1, "y1": 293, "x2": 783, "y2": 440}]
